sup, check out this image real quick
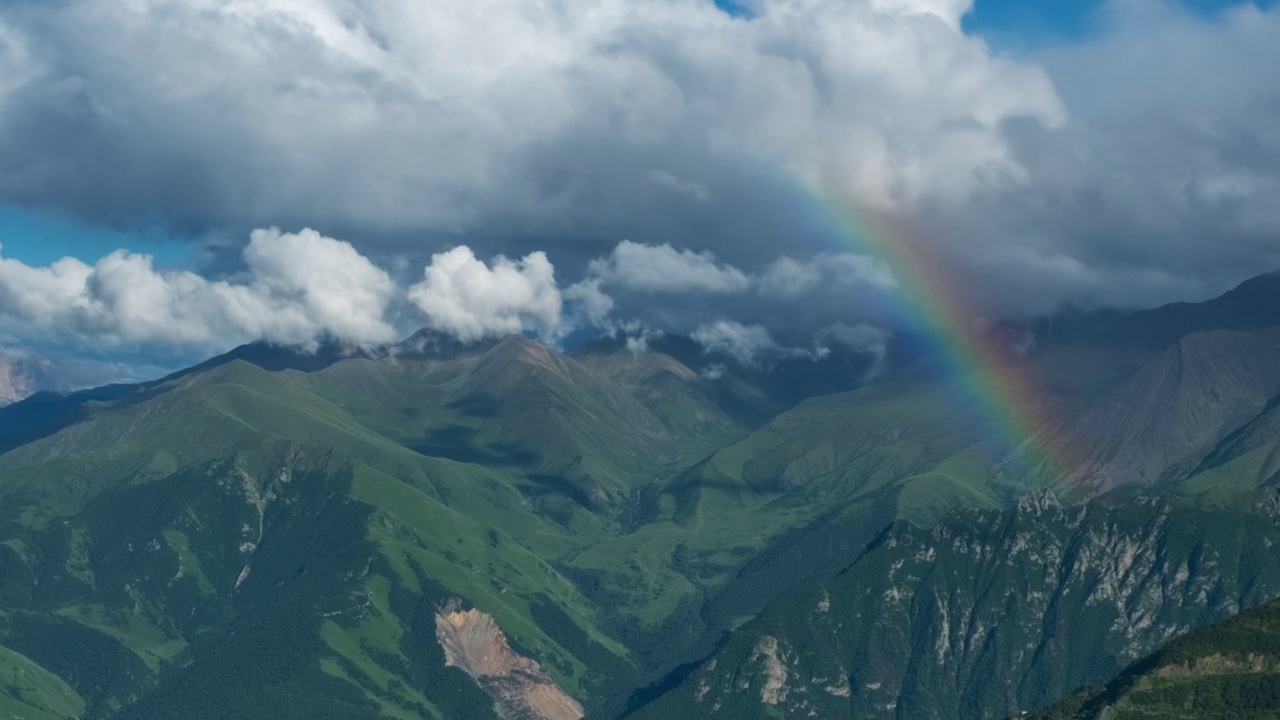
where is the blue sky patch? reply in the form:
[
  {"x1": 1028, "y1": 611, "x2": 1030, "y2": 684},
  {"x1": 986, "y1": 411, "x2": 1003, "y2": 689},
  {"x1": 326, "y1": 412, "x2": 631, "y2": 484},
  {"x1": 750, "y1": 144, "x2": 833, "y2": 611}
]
[
  {"x1": 714, "y1": 0, "x2": 754, "y2": 19},
  {"x1": 964, "y1": 0, "x2": 1278, "y2": 49},
  {"x1": 0, "y1": 205, "x2": 190, "y2": 268}
]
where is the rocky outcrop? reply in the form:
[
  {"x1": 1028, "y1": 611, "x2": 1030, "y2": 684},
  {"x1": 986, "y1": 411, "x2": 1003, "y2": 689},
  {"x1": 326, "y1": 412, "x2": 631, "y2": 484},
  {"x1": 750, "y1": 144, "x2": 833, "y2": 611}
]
[
  {"x1": 642, "y1": 496, "x2": 1280, "y2": 720},
  {"x1": 435, "y1": 600, "x2": 584, "y2": 720},
  {"x1": 1029, "y1": 596, "x2": 1280, "y2": 718}
]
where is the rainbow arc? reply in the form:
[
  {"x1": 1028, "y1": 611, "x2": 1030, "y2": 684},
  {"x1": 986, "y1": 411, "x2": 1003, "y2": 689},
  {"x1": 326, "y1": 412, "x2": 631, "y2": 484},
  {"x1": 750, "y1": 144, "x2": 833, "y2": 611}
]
[{"x1": 773, "y1": 180, "x2": 1079, "y2": 485}]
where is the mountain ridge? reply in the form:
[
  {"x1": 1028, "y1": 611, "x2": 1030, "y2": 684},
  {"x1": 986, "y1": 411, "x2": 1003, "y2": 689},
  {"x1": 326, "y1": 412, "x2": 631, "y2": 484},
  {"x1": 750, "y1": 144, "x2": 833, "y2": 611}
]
[{"x1": 5, "y1": 272, "x2": 1280, "y2": 718}]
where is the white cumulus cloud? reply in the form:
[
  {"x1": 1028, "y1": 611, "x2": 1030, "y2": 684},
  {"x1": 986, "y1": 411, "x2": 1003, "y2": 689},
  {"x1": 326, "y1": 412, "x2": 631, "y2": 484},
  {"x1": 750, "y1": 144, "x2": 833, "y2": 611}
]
[
  {"x1": 692, "y1": 320, "x2": 779, "y2": 366},
  {"x1": 242, "y1": 228, "x2": 399, "y2": 345},
  {"x1": 407, "y1": 246, "x2": 562, "y2": 342},
  {"x1": 0, "y1": 228, "x2": 398, "y2": 351},
  {"x1": 587, "y1": 241, "x2": 752, "y2": 295},
  {"x1": 563, "y1": 278, "x2": 616, "y2": 329}
]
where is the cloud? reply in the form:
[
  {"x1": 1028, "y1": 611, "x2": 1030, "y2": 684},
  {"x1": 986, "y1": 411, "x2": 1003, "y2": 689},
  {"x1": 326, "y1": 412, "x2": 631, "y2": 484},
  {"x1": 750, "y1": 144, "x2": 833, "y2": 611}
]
[
  {"x1": 620, "y1": 324, "x2": 664, "y2": 354},
  {"x1": 0, "y1": 228, "x2": 397, "y2": 351},
  {"x1": 0, "y1": 346, "x2": 53, "y2": 404},
  {"x1": 0, "y1": 345, "x2": 165, "y2": 401},
  {"x1": 587, "y1": 241, "x2": 751, "y2": 295},
  {"x1": 243, "y1": 228, "x2": 399, "y2": 345},
  {"x1": 564, "y1": 279, "x2": 615, "y2": 328},
  {"x1": 822, "y1": 322, "x2": 890, "y2": 354},
  {"x1": 820, "y1": 322, "x2": 891, "y2": 376},
  {"x1": 0, "y1": 0, "x2": 1275, "y2": 357},
  {"x1": 936, "y1": 0, "x2": 1280, "y2": 313},
  {"x1": 649, "y1": 171, "x2": 711, "y2": 204},
  {"x1": 691, "y1": 319, "x2": 876, "y2": 368},
  {"x1": 0, "y1": 222, "x2": 903, "y2": 373},
  {"x1": 692, "y1": 320, "x2": 780, "y2": 366},
  {"x1": 407, "y1": 246, "x2": 561, "y2": 342},
  {"x1": 759, "y1": 253, "x2": 897, "y2": 299},
  {"x1": 562, "y1": 242, "x2": 901, "y2": 339},
  {"x1": 757, "y1": 256, "x2": 822, "y2": 300},
  {"x1": 0, "y1": 0, "x2": 1061, "y2": 245}
]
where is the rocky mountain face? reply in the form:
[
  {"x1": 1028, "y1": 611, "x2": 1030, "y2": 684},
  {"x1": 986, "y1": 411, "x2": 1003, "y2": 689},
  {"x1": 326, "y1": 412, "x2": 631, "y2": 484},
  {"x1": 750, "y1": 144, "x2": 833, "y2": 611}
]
[
  {"x1": 1047, "y1": 327, "x2": 1280, "y2": 496},
  {"x1": 634, "y1": 492, "x2": 1280, "y2": 719},
  {"x1": 3, "y1": 274, "x2": 1280, "y2": 719},
  {"x1": 1030, "y1": 594, "x2": 1280, "y2": 719}
]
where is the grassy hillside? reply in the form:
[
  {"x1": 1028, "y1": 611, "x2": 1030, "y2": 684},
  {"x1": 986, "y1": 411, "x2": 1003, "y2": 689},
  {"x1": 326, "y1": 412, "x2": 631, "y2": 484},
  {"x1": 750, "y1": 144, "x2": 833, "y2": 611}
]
[
  {"x1": 5, "y1": 276, "x2": 1280, "y2": 719},
  {"x1": 0, "y1": 336, "x2": 818, "y2": 718},
  {"x1": 0, "y1": 359, "x2": 637, "y2": 717},
  {"x1": 0, "y1": 643, "x2": 84, "y2": 719}
]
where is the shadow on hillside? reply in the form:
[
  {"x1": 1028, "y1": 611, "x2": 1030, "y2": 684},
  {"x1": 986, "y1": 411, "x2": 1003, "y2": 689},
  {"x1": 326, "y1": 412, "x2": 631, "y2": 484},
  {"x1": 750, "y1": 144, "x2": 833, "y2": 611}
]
[
  {"x1": 520, "y1": 474, "x2": 597, "y2": 511},
  {"x1": 403, "y1": 424, "x2": 539, "y2": 466},
  {"x1": 445, "y1": 392, "x2": 501, "y2": 418}
]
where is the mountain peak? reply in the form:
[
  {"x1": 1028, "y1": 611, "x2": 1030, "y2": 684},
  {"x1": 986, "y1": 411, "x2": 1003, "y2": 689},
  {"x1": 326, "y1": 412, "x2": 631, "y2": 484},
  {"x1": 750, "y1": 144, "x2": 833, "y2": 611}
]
[
  {"x1": 1222, "y1": 268, "x2": 1280, "y2": 300},
  {"x1": 473, "y1": 334, "x2": 575, "y2": 381},
  {"x1": 492, "y1": 333, "x2": 544, "y2": 350},
  {"x1": 397, "y1": 327, "x2": 500, "y2": 359}
]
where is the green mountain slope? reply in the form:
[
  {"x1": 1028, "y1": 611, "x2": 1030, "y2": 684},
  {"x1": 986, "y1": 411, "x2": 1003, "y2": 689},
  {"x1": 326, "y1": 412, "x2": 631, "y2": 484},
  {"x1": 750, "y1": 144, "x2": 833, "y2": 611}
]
[
  {"x1": 0, "y1": 360, "x2": 632, "y2": 718},
  {"x1": 0, "y1": 643, "x2": 84, "y2": 720},
  {"x1": 1030, "y1": 596, "x2": 1280, "y2": 719},
  {"x1": 5, "y1": 274, "x2": 1280, "y2": 719},
  {"x1": 309, "y1": 334, "x2": 718, "y2": 515},
  {"x1": 0, "y1": 335, "x2": 807, "y2": 719}
]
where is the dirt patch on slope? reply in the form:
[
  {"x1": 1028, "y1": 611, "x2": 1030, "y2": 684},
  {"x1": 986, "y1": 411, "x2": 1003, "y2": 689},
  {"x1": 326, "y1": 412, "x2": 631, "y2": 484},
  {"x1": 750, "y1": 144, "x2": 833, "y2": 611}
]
[{"x1": 435, "y1": 601, "x2": 584, "y2": 720}]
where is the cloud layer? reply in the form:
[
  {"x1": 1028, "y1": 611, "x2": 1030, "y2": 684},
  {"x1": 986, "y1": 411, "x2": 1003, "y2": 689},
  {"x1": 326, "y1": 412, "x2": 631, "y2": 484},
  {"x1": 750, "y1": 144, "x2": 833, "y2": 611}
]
[
  {"x1": 0, "y1": 0, "x2": 1278, "y2": 374},
  {"x1": 0, "y1": 0, "x2": 1061, "y2": 256},
  {"x1": 931, "y1": 0, "x2": 1280, "y2": 312},
  {"x1": 0, "y1": 232, "x2": 897, "y2": 364}
]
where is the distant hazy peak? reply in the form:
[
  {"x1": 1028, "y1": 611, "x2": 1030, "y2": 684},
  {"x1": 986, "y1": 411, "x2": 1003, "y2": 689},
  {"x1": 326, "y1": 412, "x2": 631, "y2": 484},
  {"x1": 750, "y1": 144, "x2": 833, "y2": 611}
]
[{"x1": 0, "y1": 350, "x2": 55, "y2": 406}]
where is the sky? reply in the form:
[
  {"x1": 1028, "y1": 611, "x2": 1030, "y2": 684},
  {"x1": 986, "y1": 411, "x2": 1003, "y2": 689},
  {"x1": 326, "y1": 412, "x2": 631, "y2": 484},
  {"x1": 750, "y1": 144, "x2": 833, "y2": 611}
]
[
  {"x1": 964, "y1": 0, "x2": 1276, "y2": 45},
  {"x1": 1, "y1": 0, "x2": 1279, "y2": 386}
]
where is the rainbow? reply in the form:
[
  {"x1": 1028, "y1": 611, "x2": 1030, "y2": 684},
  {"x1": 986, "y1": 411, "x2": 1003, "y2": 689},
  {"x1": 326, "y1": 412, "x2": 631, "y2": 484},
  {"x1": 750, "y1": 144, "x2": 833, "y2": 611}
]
[{"x1": 770, "y1": 179, "x2": 1074, "y2": 485}]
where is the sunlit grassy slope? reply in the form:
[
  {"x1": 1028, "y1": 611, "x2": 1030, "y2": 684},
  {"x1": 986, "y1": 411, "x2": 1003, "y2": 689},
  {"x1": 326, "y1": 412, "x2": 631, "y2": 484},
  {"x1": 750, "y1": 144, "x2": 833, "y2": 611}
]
[{"x1": 0, "y1": 643, "x2": 84, "y2": 719}]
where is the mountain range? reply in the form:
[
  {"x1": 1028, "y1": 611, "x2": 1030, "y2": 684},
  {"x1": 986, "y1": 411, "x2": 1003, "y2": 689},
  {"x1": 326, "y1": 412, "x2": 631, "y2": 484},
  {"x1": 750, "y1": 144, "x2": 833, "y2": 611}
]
[{"x1": 3, "y1": 273, "x2": 1280, "y2": 719}]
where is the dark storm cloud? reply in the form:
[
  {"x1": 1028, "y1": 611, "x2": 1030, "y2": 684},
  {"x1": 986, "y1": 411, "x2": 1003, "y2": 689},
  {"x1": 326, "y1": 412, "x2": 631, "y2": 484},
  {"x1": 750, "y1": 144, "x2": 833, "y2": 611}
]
[{"x1": 931, "y1": 0, "x2": 1280, "y2": 314}]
